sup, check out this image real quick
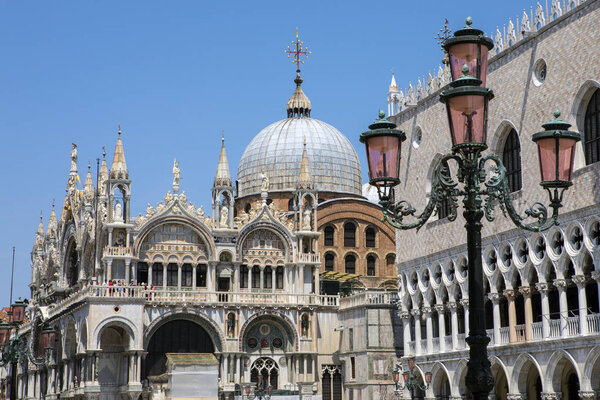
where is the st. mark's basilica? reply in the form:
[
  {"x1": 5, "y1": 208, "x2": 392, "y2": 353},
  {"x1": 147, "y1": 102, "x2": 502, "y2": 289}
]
[{"x1": 3, "y1": 0, "x2": 600, "y2": 400}]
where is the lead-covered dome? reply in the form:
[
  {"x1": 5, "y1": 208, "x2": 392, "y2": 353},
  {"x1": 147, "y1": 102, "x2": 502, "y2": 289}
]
[{"x1": 237, "y1": 71, "x2": 362, "y2": 198}]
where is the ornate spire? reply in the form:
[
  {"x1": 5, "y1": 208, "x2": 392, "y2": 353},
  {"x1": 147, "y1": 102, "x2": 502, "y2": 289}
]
[
  {"x1": 84, "y1": 161, "x2": 94, "y2": 202},
  {"x1": 47, "y1": 200, "x2": 57, "y2": 238},
  {"x1": 285, "y1": 28, "x2": 312, "y2": 118},
  {"x1": 214, "y1": 133, "x2": 232, "y2": 187},
  {"x1": 37, "y1": 211, "x2": 45, "y2": 236},
  {"x1": 109, "y1": 125, "x2": 129, "y2": 180},
  {"x1": 297, "y1": 139, "x2": 313, "y2": 189},
  {"x1": 389, "y1": 71, "x2": 398, "y2": 92}
]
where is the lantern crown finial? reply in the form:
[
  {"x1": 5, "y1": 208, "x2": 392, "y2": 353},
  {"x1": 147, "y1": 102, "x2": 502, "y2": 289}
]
[
  {"x1": 378, "y1": 110, "x2": 386, "y2": 120},
  {"x1": 553, "y1": 109, "x2": 561, "y2": 119},
  {"x1": 461, "y1": 64, "x2": 470, "y2": 75},
  {"x1": 465, "y1": 16, "x2": 473, "y2": 27}
]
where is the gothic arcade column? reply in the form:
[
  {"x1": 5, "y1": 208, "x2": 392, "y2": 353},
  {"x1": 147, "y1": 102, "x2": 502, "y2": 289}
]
[
  {"x1": 435, "y1": 304, "x2": 446, "y2": 352},
  {"x1": 423, "y1": 306, "x2": 433, "y2": 354},
  {"x1": 536, "y1": 283, "x2": 551, "y2": 339},
  {"x1": 504, "y1": 289, "x2": 517, "y2": 343},
  {"x1": 572, "y1": 275, "x2": 588, "y2": 335},
  {"x1": 459, "y1": 298, "x2": 469, "y2": 336},
  {"x1": 401, "y1": 311, "x2": 412, "y2": 356},
  {"x1": 411, "y1": 309, "x2": 422, "y2": 355},
  {"x1": 488, "y1": 293, "x2": 502, "y2": 345},
  {"x1": 553, "y1": 279, "x2": 568, "y2": 336},
  {"x1": 148, "y1": 263, "x2": 153, "y2": 286},
  {"x1": 519, "y1": 286, "x2": 533, "y2": 341},
  {"x1": 448, "y1": 302, "x2": 459, "y2": 350}
]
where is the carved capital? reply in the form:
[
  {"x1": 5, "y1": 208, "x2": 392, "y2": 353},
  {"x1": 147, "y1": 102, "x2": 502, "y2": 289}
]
[
  {"x1": 507, "y1": 394, "x2": 527, "y2": 400},
  {"x1": 535, "y1": 282, "x2": 549, "y2": 294},
  {"x1": 434, "y1": 304, "x2": 446, "y2": 312},
  {"x1": 553, "y1": 279, "x2": 568, "y2": 290},
  {"x1": 410, "y1": 309, "x2": 421, "y2": 317},
  {"x1": 571, "y1": 274, "x2": 586, "y2": 287},
  {"x1": 577, "y1": 391, "x2": 596, "y2": 400},
  {"x1": 518, "y1": 286, "x2": 532, "y2": 297},
  {"x1": 591, "y1": 270, "x2": 600, "y2": 281},
  {"x1": 447, "y1": 302, "x2": 458, "y2": 311},
  {"x1": 503, "y1": 289, "x2": 516, "y2": 300},
  {"x1": 488, "y1": 292, "x2": 502, "y2": 303},
  {"x1": 400, "y1": 311, "x2": 411, "y2": 320},
  {"x1": 459, "y1": 299, "x2": 469, "y2": 308},
  {"x1": 421, "y1": 306, "x2": 432, "y2": 315},
  {"x1": 541, "y1": 393, "x2": 563, "y2": 400}
]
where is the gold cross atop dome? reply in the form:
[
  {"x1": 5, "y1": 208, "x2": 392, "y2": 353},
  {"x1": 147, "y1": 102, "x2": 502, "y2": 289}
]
[{"x1": 285, "y1": 28, "x2": 311, "y2": 72}]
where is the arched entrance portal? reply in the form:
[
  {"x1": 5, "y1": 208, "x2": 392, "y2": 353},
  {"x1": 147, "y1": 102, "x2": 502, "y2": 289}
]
[{"x1": 143, "y1": 319, "x2": 215, "y2": 379}]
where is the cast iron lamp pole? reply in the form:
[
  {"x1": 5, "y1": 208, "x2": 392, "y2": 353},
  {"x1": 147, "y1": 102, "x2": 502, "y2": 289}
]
[
  {"x1": 392, "y1": 357, "x2": 432, "y2": 399},
  {"x1": 360, "y1": 18, "x2": 581, "y2": 400}
]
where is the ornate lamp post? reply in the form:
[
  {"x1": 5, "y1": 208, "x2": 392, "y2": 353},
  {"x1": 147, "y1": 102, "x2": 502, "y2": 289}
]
[
  {"x1": 392, "y1": 357, "x2": 432, "y2": 399},
  {"x1": 361, "y1": 18, "x2": 580, "y2": 400},
  {"x1": 243, "y1": 375, "x2": 273, "y2": 400}
]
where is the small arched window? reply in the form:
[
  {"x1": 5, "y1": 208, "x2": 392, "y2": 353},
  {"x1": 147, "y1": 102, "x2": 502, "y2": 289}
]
[
  {"x1": 584, "y1": 89, "x2": 600, "y2": 165},
  {"x1": 345, "y1": 254, "x2": 356, "y2": 274},
  {"x1": 325, "y1": 253, "x2": 335, "y2": 271},
  {"x1": 502, "y1": 129, "x2": 522, "y2": 192},
  {"x1": 288, "y1": 198, "x2": 295, "y2": 211},
  {"x1": 365, "y1": 227, "x2": 376, "y2": 248},
  {"x1": 367, "y1": 255, "x2": 376, "y2": 276},
  {"x1": 344, "y1": 222, "x2": 356, "y2": 247},
  {"x1": 324, "y1": 226, "x2": 335, "y2": 246}
]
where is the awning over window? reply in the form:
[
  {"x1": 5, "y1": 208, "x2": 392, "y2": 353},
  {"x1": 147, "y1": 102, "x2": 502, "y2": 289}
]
[{"x1": 319, "y1": 271, "x2": 361, "y2": 282}]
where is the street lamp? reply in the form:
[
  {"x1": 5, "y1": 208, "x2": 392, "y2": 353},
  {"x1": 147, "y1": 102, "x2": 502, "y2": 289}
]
[
  {"x1": 361, "y1": 18, "x2": 580, "y2": 400},
  {"x1": 393, "y1": 357, "x2": 432, "y2": 399},
  {"x1": 243, "y1": 375, "x2": 273, "y2": 400}
]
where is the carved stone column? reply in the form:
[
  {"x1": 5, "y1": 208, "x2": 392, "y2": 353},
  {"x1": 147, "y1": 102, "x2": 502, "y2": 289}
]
[
  {"x1": 487, "y1": 293, "x2": 502, "y2": 345},
  {"x1": 177, "y1": 262, "x2": 182, "y2": 290},
  {"x1": 503, "y1": 289, "x2": 517, "y2": 343},
  {"x1": 401, "y1": 311, "x2": 412, "y2": 356},
  {"x1": 592, "y1": 271, "x2": 600, "y2": 313},
  {"x1": 507, "y1": 393, "x2": 527, "y2": 400},
  {"x1": 434, "y1": 304, "x2": 446, "y2": 351},
  {"x1": 423, "y1": 306, "x2": 433, "y2": 354},
  {"x1": 460, "y1": 298, "x2": 470, "y2": 336},
  {"x1": 148, "y1": 263, "x2": 153, "y2": 286},
  {"x1": 572, "y1": 275, "x2": 588, "y2": 335},
  {"x1": 541, "y1": 392, "x2": 563, "y2": 400},
  {"x1": 248, "y1": 265, "x2": 253, "y2": 291},
  {"x1": 448, "y1": 302, "x2": 459, "y2": 350},
  {"x1": 519, "y1": 286, "x2": 533, "y2": 341},
  {"x1": 536, "y1": 283, "x2": 551, "y2": 339},
  {"x1": 259, "y1": 265, "x2": 265, "y2": 290},
  {"x1": 577, "y1": 391, "x2": 596, "y2": 400},
  {"x1": 553, "y1": 279, "x2": 569, "y2": 336},
  {"x1": 411, "y1": 309, "x2": 422, "y2": 355}
]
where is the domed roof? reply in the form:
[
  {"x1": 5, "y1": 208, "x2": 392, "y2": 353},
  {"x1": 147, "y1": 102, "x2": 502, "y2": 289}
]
[{"x1": 237, "y1": 110, "x2": 362, "y2": 198}]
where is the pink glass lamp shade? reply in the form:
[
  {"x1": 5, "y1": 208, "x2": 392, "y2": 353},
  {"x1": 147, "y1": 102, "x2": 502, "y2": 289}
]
[
  {"x1": 407, "y1": 357, "x2": 416, "y2": 370},
  {"x1": 10, "y1": 299, "x2": 27, "y2": 325},
  {"x1": 440, "y1": 66, "x2": 494, "y2": 153},
  {"x1": 41, "y1": 326, "x2": 57, "y2": 351},
  {"x1": 392, "y1": 367, "x2": 400, "y2": 383},
  {"x1": 532, "y1": 110, "x2": 581, "y2": 188},
  {"x1": 0, "y1": 321, "x2": 11, "y2": 347},
  {"x1": 443, "y1": 17, "x2": 494, "y2": 86},
  {"x1": 360, "y1": 110, "x2": 406, "y2": 201},
  {"x1": 425, "y1": 371, "x2": 432, "y2": 384}
]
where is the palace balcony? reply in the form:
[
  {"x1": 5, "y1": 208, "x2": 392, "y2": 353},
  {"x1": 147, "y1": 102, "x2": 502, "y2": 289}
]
[{"x1": 296, "y1": 252, "x2": 320, "y2": 264}]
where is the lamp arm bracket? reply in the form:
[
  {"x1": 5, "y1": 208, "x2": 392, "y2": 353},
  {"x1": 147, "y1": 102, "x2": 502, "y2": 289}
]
[
  {"x1": 382, "y1": 153, "x2": 462, "y2": 230},
  {"x1": 480, "y1": 154, "x2": 560, "y2": 232}
]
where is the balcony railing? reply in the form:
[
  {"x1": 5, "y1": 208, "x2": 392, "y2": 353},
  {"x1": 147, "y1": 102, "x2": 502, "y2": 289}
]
[
  {"x1": 588, "y1": 313, "x2": 600, "y2": 333},
  {"x1": 103, "y1": 246, "x2": 132, "y2": 257},
  {"x1": 297, "y1": 253, "x2": 320, "y2": 264},
  {"x1": 338, "y1": 290, "x2": 398, "y2": 309}
]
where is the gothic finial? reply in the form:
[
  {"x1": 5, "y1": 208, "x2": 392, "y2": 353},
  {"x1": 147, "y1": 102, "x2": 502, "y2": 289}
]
[
  {"x1": 102, "y1": 146, "x2": 106, "y2": 159},
  {"x1": 118, "y1": 124, "x2": 121, "y2": 136},
  {"x1": 222, "y1": 130, "x2": 225, "y2": 144}
]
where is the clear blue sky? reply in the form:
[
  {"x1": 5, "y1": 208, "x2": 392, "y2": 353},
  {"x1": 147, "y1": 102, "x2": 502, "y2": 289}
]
[{"x1": 0, "y1": 0, "x2": 528, "y2": 301}]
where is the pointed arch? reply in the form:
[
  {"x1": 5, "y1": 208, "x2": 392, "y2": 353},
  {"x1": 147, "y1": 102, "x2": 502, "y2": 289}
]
[
  {"x1": 545, "y1": 349, "x2": 582, "y2": 392},
  {"x1": 582, "y1": 345, "x2": 600, "y2": 391},
  {"x1": 453, "y1": 358, "x2": 469, "y2": 397},
  {"x1": 511, "y1": 352, "x2": 543, "y2": 393}
]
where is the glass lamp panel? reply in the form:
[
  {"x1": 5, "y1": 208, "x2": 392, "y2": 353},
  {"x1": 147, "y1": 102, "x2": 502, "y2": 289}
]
[
  {"x1": 393, "y1": 370, "x2": 400, "y2": 383},
  {"x1": 403, "y1": 371, "x2": 410, "y2": 382},
  {"x1": 448, "y1": 43, "x2": 488, "y2": 85},
  {"x1": 366, "y1": 136, "x2": 401, "y2": 184},
  {"x1": 0, "y1": 327, "x2": 10, "y2": 345},
  {"x1": 11, "y1": 305, "x2": 25, "y2": 324},
  {"x1": 448, "y1": 95, "x2": 486, "y2": 146},
  {"x1": 536, "y1": 137, "x2": 578, "y2": 182}
]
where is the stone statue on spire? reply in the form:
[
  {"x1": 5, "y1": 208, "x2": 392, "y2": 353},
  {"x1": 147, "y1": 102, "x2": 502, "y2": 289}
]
[
  {"x1": 71, "y1": 143, "x2": 78, "y2": 172},
  {"x1": 172, "y1": 159, "x2": 181, "y2": 193}
]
